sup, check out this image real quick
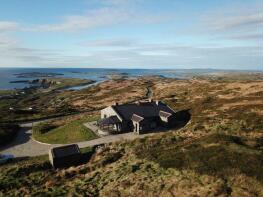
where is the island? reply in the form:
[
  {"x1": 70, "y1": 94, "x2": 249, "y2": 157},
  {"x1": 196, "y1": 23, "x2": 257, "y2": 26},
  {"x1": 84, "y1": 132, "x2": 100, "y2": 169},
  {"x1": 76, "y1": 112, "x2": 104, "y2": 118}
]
[
  {"x1": 14, "y1": 72, "x2": 64, "y2": 78},
  {"x1": 9, "y1": 78, "x2": 95, "y2": 91}
]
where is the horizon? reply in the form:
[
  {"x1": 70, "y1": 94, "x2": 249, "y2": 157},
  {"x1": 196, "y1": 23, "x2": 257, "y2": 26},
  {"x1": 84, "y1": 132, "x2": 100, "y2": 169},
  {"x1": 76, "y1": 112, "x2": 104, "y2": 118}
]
[
  {"x1": 0, "y1": 67, "x2": 262, "y2": 72},
  {"x1": 0, "y1": 0, "x2": 263, "y2": 70}
]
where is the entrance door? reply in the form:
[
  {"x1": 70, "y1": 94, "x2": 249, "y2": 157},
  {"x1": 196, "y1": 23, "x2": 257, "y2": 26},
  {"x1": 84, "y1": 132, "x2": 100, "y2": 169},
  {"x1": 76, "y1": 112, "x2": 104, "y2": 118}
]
[{"x1": 133, "y1": 122, "x2": 138, "y2": 133}]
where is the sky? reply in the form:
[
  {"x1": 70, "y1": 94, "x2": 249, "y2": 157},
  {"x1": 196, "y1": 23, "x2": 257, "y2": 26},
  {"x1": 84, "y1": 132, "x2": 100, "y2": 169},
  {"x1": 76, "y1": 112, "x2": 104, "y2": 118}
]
[{"x1": 0, "y1": 0, "x2": 263, "y2": 70}]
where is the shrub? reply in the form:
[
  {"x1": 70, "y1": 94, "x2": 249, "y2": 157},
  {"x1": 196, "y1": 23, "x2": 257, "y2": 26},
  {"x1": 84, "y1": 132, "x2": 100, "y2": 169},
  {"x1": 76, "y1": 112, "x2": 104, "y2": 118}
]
[
  {"x1": 100, "y1": 152, "x2": 123, "y2": 166},
  {"x1": 202, "y1": 96, "x2": 215, "y2": 104},
  {"x1": 212, "y1": 123, "x2": 230, "y2": 132},
  {"x1": 33, "y1": 122, "x2": 57, "y2": 134},
  {"x1": 0, "y1": 124, "x2": 20, "y2": 145},
  {"x1": 131, "y1": 164, "x2": 140, "y2": 173},
  {"x1": 192, "y1": 123, "x2": 205, "y2": 131}
]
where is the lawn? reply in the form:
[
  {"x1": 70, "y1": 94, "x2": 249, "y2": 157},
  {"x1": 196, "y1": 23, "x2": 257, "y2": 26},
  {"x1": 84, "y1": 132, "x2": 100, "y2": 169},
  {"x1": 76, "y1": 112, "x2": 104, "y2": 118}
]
[{"x1": 32, "y1": 116, "x2": 99, "y2": 144}]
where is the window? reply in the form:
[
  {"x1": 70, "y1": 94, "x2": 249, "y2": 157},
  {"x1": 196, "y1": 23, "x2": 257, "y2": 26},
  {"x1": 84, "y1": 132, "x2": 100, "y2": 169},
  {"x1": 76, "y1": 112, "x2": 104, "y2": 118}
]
[{"x1": 160, "y1": 116, "x2": 168, "y2": 122}]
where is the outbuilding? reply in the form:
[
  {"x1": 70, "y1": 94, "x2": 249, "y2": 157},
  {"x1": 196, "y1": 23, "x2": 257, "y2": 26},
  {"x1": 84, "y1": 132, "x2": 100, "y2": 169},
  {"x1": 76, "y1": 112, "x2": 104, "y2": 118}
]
[{"x1": 49, "y1": 144, "x2": 82, "y2": 168}]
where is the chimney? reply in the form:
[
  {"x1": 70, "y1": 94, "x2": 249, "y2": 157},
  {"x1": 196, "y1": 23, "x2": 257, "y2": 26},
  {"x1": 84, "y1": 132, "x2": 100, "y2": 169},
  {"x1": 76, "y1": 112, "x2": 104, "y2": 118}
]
[
  {"x1": 148, "y1": 98, "x2": 153, "y2": 102},
  {"x1": 155, "y1": 100, "x2": 159, "y2": 105},
  {"x1": 115, "y1": 102, "x2": 119, "y2": 106}
]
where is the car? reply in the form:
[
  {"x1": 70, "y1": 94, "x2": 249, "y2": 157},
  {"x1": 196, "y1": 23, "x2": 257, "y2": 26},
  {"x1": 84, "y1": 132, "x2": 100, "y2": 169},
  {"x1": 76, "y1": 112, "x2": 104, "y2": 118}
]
[{"x1": 0, "y1": 154, "x2": 14, "y2": 164}]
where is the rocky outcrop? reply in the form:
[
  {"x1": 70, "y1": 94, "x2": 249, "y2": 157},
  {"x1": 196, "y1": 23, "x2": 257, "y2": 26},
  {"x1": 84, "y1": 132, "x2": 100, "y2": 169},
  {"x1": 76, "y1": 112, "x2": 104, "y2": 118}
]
[{"x1": 29, "y1": 79, "x2": 61, "y2": 88}]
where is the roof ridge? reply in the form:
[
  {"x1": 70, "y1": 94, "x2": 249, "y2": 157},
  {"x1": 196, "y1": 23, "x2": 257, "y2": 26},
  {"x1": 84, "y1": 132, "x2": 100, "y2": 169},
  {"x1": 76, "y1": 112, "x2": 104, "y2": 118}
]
[
  {"x1": 111, "y1": 105, "x2": 123, "y2": 121},
  {"x1": 132, "y1": 113, "x2": 144, "y2": 119},
  {"x1": 159, "y1": 110, "x2": 172, "y2": 115}
]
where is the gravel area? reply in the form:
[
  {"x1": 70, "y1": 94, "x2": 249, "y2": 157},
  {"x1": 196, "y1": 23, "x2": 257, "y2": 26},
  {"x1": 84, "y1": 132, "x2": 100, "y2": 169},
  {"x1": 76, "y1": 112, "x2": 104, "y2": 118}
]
[{"x1": 0, "y1": 121, "x2": 155, "y2": 157}]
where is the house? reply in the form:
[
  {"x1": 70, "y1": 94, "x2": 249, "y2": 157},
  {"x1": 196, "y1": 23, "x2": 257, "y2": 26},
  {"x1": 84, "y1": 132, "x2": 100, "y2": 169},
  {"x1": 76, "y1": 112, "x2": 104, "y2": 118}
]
[
  {"x1": 98, "y1": 100, "x2": 177, "y2": 134},
  {"x1": 49, "y1": 144, "x2": 82, "y2": 168}
]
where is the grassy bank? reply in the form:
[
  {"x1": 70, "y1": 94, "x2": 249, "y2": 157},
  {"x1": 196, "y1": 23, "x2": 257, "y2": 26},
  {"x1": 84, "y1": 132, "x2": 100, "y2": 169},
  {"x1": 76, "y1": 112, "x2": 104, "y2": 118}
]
[
  {"x1": 1, "y1": 132, "x2": 263, "y2": 196},
  {"x1": 0, "y1": 147, "x2": 94, "y2": 196},
  {"x1": 32, "y1": 115, "x2": 99, "y2": 144}
]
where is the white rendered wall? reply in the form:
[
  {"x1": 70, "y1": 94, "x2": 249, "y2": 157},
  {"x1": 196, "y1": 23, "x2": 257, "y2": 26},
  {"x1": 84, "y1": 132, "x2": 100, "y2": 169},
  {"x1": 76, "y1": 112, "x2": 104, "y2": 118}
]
[{"x1": 101, "y1": 106, "x2": 122, "y2": 121}]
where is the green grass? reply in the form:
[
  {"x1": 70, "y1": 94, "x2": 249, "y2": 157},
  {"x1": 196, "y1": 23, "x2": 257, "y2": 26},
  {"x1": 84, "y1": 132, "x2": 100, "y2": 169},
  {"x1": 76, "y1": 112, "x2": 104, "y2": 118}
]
[
  {"x1": 33, "y1": 116, "x2": 99, "y2": 144},
  {"x1": 0, "y1": 90, "x2": 16, "y2": 96},
  {"x1": 46, "y1": 77, "x2": 95, "y2": 90}
]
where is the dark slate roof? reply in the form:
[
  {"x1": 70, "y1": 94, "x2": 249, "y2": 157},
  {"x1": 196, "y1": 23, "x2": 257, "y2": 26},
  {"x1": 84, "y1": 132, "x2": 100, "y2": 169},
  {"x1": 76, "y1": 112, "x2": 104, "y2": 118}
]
[
  {"x1": 98, "y1": 115, "x2": 121, "y2": 125},
  {"x1": 159, "y1": 110, "x2": 172, "y2": 118},
  {"x1": 131, "y1": 114, "x2": 144, "y2": 122},
  {"x1": 112, "y1": 101, "x2": 175, "y2": 121},
  {"x1": 52, "y1": 144, "x2": 80, "y2": 158}
]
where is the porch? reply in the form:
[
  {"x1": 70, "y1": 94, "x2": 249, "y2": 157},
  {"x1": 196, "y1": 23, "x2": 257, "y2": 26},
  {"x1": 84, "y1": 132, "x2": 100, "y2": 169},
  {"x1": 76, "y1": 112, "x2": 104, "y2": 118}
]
[{"x1": 97, "y1": 116, "x2": 122, "y2": 134}]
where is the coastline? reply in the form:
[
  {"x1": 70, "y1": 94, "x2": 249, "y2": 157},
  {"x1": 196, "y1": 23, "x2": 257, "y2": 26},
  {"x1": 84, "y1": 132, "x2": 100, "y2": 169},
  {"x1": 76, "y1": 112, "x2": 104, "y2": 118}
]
[
  {"x1": 1, "y1": 68, "x2": 263, "y2": 90},
  {"x1": 3, "y1": 78, "x2": 96, "y2": 92}
]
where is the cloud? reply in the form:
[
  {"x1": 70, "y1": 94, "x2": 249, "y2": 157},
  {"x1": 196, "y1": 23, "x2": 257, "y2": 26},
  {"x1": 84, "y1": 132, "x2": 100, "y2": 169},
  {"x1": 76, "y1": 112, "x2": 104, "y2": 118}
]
[
  {"x1": 0, "y1": 1, "x2": 167, "y2": 34},
  {"x1": 28, "y1": 5, "x2": 166, "y2": 32},
  {"x1": 1, "y1": 39, "x2": 263, "y2": 69},
  {"x1": 0, "y1": 33, "x2": 64, "y2": 67},
  {"x1": 0, "y1": 1, "x2": 164, "y2": 33},
  {"x1": 73, "y1": 36, "x2": 263, "y2": 69},
  {"x1": 198, "y1": 3, "x2": 263, "y2": 32},
  {"x1": 29, "y1": 8, "x2": 127, "y2": 32},
  {"x1": 101, "y1": 0, "x2": 136, "y2": 6},
  {"x1": 209, "y1": 13, "x2": 263, "y2": 31},
  {"x1": 225, "y1": 33, "x2": 263, "y2": 40},
  {"x1": 76, "y1": 41, "x2": 263, "y2": 69},
  {"x1": 194, "y1": 4, "x2": 263, "y2": 43},
  {"x1": 0, "y1": 35, "x2": 18, "y2": 47},
  {"x1": 0, "y1": 1, "x2": 262, "y2": 69},
  {"x1": 0, "y1": 21, "x2": 19, "y2": 32},
  {"x1": 81, "y1": 39, "x2": 136, "y2": 47}
]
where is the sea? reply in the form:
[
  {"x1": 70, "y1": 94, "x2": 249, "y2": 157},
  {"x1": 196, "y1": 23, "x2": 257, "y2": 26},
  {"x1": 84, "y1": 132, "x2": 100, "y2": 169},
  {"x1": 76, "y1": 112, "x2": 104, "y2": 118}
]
[{"x1": 0, "y1": 67, "x2": 260, "y2": 90}]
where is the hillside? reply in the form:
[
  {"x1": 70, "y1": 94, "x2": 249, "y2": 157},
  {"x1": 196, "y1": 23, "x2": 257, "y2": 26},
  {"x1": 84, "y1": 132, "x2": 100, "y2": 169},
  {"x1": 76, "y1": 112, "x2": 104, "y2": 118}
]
[
  {"x1": 0, "y1": 132, "x2": 262, "y2": 196},
  {"x1": 0, "y1": 74, "x2": 263, "y2": 196}
]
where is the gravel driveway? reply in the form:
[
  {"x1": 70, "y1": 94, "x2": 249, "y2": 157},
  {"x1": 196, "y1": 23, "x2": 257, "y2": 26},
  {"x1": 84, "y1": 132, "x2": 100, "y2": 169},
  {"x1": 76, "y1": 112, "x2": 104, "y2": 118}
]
[
  {"x1": 0, "y1": 121, "x2": 155, "y2": 157},
  {"x1": 0, "y1": 122, "x2": 53, "y2": 157}
]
